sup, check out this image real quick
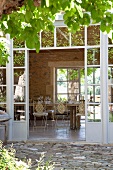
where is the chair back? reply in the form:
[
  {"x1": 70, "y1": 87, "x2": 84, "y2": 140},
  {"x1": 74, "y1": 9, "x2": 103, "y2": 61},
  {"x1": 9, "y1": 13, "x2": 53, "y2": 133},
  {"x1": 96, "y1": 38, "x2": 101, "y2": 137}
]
[
  {"x1": 35, "y1": 103, "x2": 44, "y2": 113},
  {"x1": 57, "y1": 103, "x2": 66, "y2": 114},
  {"x1": 33, "y1": 101, "x2": 45, "y2": 113}
]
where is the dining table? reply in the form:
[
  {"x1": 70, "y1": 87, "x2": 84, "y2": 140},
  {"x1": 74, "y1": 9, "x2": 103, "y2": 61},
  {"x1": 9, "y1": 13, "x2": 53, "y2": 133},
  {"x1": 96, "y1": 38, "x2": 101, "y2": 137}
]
[{"x1": 29, "y1": 102, "x2": 80, "y2": 130}]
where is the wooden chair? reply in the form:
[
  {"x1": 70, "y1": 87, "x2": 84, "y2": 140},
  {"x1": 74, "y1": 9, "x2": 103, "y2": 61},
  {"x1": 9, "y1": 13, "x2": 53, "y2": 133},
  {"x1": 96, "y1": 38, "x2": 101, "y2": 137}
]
[{"x1": 33, "y1": 102, "x2": 48, "y2": 128}]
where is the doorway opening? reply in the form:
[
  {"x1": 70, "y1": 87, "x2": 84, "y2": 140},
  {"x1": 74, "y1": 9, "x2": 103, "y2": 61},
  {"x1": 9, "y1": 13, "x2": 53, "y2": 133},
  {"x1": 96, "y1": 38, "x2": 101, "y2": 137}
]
[{"x1": 28, "y1": 49, "x2": 86, "y2": 141}]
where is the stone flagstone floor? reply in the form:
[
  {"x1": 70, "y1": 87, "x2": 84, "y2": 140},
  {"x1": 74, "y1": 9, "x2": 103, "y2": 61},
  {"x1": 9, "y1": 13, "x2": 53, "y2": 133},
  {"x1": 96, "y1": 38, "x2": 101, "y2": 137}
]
[
  {"x1": 5, "y1": 141, "x2": 113, "y2": 170},
  {"x1": 2, "y1": 120, "x2": 113, "y2": 169}
]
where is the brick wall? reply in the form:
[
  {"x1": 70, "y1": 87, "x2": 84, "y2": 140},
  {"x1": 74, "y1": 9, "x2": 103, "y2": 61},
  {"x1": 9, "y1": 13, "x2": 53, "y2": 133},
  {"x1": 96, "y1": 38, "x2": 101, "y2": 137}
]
[{"x1": 29, "y1": 49, "x2": 84, "y2": 101}]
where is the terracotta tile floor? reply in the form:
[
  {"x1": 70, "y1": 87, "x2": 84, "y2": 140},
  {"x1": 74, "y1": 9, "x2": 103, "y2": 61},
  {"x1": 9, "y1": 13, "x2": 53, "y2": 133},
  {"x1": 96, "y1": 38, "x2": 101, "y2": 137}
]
[{"x1": 28, "y1": 120, "x2": 85, "y2": 142}]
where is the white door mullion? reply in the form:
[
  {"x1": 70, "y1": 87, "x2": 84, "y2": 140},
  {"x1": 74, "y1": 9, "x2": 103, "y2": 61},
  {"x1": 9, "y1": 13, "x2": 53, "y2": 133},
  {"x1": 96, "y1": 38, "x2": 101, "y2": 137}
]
[
  {"x1": 6, "y1": 34, "x2": 13, "y2": 140},
  {"x1": 100, "y1": 31, "x2": 109, "y2": 144}
]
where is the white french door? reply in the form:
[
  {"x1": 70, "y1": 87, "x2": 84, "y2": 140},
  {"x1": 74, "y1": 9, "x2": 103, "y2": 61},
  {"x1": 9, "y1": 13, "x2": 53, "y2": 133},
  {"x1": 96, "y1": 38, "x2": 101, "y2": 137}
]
[
  {"x1": 85, "y1": 26, "x2": 102, "y2": 143},
  {"x1": 7, "y1": 36, "x2": 29, "y2": 141}
]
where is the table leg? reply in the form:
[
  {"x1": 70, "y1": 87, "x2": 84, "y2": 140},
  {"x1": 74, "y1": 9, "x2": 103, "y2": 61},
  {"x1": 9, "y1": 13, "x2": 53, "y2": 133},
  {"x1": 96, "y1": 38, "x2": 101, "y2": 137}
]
[
  {"x1": 72, "y1": 106, "x2": 77, "y2": 130},
  {"x1": 70, "y1": 106, "x2": 77, "y2": 130},
  {"x1": 70, "y1": 107, "x2": 73, "y2": 129}
]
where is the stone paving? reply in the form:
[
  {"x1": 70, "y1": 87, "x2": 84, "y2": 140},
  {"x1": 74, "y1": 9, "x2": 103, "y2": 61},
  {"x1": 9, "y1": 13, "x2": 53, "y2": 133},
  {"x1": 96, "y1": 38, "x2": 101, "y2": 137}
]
[{"x1": 5, "y1": 141, "x2": 113, "y2": 170}]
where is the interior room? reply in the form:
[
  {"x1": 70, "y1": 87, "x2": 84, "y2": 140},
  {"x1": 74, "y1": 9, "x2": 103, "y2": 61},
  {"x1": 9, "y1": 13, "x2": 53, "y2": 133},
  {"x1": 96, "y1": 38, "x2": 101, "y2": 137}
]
[{"x1": 28, "y1": 48, "x2": 86, "y2": 141}]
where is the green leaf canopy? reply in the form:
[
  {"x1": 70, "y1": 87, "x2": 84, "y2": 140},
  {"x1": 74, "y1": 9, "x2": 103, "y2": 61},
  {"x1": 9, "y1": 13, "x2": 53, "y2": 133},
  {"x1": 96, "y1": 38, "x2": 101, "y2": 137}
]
[{"x1": 0, "y1": 0, "x2": 113, "y2": 51}]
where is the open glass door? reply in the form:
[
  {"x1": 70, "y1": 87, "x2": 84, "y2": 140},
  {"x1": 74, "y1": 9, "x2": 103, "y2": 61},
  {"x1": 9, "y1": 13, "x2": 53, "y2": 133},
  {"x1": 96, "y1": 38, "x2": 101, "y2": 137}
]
[
  {"x1": 108, "y1": 43, "x2": 113, "y2": 143},
  {"x1": 11, "y1": 38, "x2": 29, "y2": 141},
  {"x1": 85, "y1": 25, "x2": 102, "y2": 142}
]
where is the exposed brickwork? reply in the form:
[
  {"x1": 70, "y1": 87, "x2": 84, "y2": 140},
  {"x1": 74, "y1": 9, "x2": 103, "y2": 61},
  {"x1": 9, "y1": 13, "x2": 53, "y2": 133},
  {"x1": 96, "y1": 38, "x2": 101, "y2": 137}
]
[{"x1": 29, "y1": 49, "x2": 84, "y2": 101}]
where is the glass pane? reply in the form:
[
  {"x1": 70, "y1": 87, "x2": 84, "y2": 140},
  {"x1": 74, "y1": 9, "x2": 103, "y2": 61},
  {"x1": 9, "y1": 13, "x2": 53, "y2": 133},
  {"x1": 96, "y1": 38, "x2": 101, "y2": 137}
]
[
  {"x1": 95, "y1": 86, "x2": 101, "y2": 102},
  {"x1": 57, "y1": 94, "x2": 67, "y2": 102},
  {"x1": 87, "y1": 48, "x2": 100, "y2": 65},
  {"x1": 14, "y1": 69, "x2": 25, "y2": 85},
  {"x1": 0, "y1": 86, "x2": 6, "y2": 102},
  {"x1": 95, "y1": 69, "x2": 100, "y2": 84},
  {"x1": 87, "y1": 86, "x2": 93, "y2": 102},
  {"x1": 57, "y1": 69, "x2": 67, "y2": 81},
  {"x1": 71, "y1": 26, "x2": 84, "y2": 46},
  {"x1": 0, "y1": 64, "x2": 6, "y2": 67},
  {"x1": 87, "y1": 68, "x2": 93, "y2": 84},
  {"x1": 68, "y1": 94, "x2": 79, "y2": 102},
  {"x1": 81, "y1": 85, "x2": 85, "y2": 95},
  {"x1": 13, "y1": 51, "x2": 25, "y2": 67},
  {"x1": 87, "y1": 104, "x2": 101, "y2": 122},
  {"x1": 87, "y1": 67, "x2": 100, "y2": 84},
  {"x1": 108, "y1": 37, "x2": 113, "y2": 45},
  {"x1": 109, "y1": 104, "x2": 113, "y2": 122},
  {"x1": 14, "y1": 104, "x2": 26, "y2": 121},
  {"x1": 0, "y1": 69, "x2": 6, "y2": 85},
  {"x1": 14, "y1": 86, "x2": 25, "y2": 102},
  {"x1": 0, "y1": 33, "x2": 7, "y2": 66},
  {"x1": 80, "y1": 68, "x2": 85, "y2": 96},
  {"x1": 108, "y1": 85, "x2": 113, "y2": 103},
  {"x1": 87, "y1": 25, "x2": 100, "y2": 45},
  {"x1": 87, "y1": 85, "x2": 100, "y2": 102},
  {"x1": 68, "y1": 82, "x2": 79, "y2": 93},
  {"x1": 68, "y1": 69, "x2": 79, "y2": 81},
  {"x1": 57, "y1": 82, "x2": 67, "y2": 93},
  {"x1": 108, "y1": 47, "x2": 113, "y2": 64},
  {"x1": 108, "y1": 66, "x2": 113, "y2": 84},
  {"x1": 56, "y1": 27, "x2": 69, "y2": 47},
  {"x1": 13, "y1": 37, "x2": 25, "y2": 48},
  {"x1": 41, "y1": 31, "x2": 54, "y2": 47},
  {"x1": 0, "y1": 104, "x2": 6, "y2": 111},
  {"x1": 80, "y1": 68, "x2": 85, "y2": 79}
]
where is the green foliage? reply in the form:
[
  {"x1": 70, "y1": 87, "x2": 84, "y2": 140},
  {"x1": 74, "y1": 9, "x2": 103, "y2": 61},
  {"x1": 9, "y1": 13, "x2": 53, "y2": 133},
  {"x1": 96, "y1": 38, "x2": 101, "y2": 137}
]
[
  {"x1": 13, "y1": 37, "x2": 25, "y2": 48},
  {"x1": 87, "y1": 48, "x2": 99, "y2": 65},
  {"x1": 41, "y1": 30, "x2": 54, "y2": 47},
  {"x1": 0, "y1": 141, "x2": 29, "y2": 170},
  {"x1": 68, "y1": 69, "x2": 79, "y2": 80},
  {"x1": 57, "y1": 95, "x2": 67, "y2": 102},
  {"x1": 13, "y1": 51, "x2": 25, "y2": 66},
  {"x1": 0, "y1": 0, "x2": 113, "y2": 52},
  {"x1": 0, "y1": 141, "x2": 54, "y2": 170},
  {"x1": 71, "y1": 26, "x2": 84, "y2": 46},
  {"x1": 0, "y1": 37, "x2": 9, "y2": 66},
  {"x1": 109, "y1": 111, "x2": 113, "y2": 122},
  {"x1": 36, "y1": 153, "x2": 54, "y2": 170},
  {"x1": 108, "y1": 47, "x2": 113, "y2": 59}
]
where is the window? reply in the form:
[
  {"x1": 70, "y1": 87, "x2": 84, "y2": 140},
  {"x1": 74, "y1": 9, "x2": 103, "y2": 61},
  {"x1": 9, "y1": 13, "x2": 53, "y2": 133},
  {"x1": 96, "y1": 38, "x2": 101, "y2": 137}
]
[
  {"x1": 55, "y1": 68, "x2": 85, "y2": 102},
  {"x1": 0, "y1": 68, "x2": 7, "y2": 110},
  {"x1": 13, "y1": 38, "x2": 26, "y2": 121},
  {"x1": 87, "y1": 67, "x2": 101, "y2": 122}
]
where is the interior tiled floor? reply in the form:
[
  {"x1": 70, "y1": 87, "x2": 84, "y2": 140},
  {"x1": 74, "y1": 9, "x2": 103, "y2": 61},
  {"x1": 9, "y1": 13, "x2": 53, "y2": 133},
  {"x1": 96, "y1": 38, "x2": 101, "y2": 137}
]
[{"x1": 28, "y1": 119, "x2": 85, "y2": 142}]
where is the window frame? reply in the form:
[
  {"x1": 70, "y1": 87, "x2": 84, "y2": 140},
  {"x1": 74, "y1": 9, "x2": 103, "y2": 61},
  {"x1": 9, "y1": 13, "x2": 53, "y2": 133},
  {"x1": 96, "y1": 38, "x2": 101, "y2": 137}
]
[{"x1": 55, "y1": 67, "x2": 84, "y2": 102}]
